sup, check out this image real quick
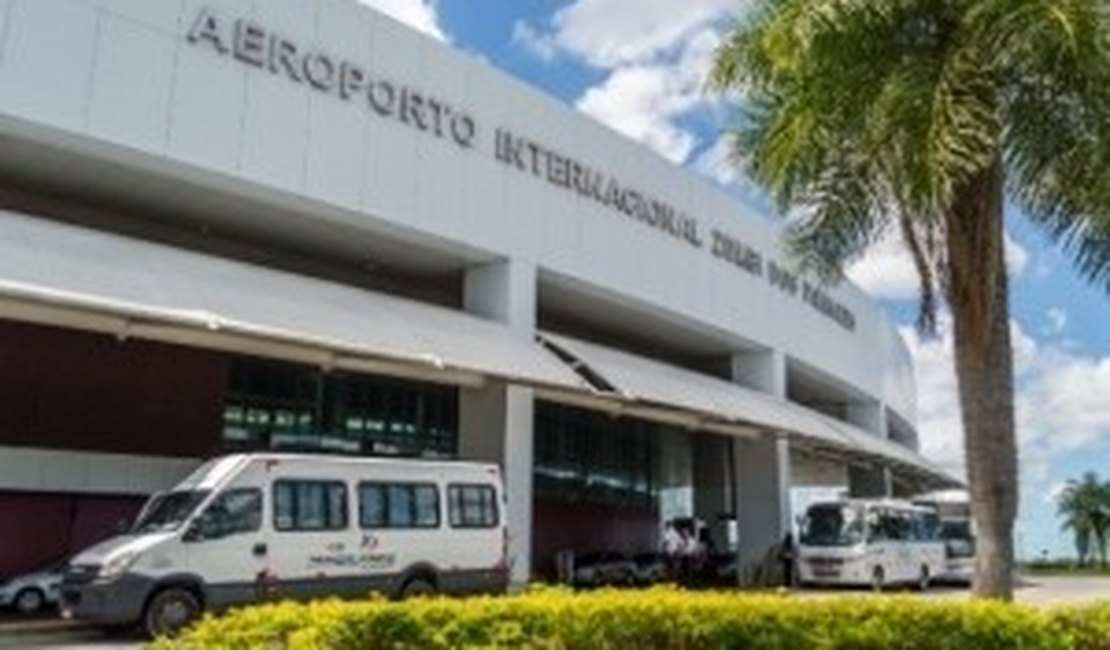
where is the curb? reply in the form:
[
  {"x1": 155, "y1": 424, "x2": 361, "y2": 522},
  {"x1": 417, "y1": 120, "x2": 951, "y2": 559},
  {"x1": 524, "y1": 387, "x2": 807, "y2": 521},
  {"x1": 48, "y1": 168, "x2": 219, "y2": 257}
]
[{"x1": 0, "y1": 618, "x2": 88, "y2": 638}]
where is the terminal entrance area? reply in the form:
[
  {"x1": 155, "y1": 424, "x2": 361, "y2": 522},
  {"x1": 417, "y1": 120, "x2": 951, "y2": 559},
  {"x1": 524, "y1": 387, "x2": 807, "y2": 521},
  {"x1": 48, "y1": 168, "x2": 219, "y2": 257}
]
[
  {"x1": 530, "y1": 401, "x2": 743, "y2": 585},
  {"x1": 531, "y1": 402, "x2": 660, "y2": 580}
]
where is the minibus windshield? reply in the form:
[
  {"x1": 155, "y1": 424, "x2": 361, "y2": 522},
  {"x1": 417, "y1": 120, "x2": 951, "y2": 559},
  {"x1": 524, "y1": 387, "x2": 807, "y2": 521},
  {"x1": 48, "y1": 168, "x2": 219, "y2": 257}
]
[
  {"x1": 800, "y1": 504, "x2": 865, "y2": 547},
  {"x1": 131, "y1": 490, "x2": 210, "y2": 534}
]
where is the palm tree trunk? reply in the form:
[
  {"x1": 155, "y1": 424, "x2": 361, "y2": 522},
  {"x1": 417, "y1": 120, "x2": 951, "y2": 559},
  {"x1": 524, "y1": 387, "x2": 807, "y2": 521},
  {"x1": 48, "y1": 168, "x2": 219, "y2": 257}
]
[{"x1": 944, "y1": 159, "x2": 1018, "y2": 600}]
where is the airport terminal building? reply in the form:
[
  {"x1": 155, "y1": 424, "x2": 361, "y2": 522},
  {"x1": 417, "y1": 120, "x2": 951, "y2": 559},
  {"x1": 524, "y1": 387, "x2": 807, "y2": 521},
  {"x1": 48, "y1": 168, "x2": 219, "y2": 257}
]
[{"x1": 0, "y1": 0, "x2": 955, "y2": 581}]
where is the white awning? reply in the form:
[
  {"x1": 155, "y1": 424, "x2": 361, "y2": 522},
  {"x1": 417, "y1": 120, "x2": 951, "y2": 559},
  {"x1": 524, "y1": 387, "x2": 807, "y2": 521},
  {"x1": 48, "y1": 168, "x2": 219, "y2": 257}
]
[
  {"x1": 539, "y1": 333, "x2": 956, "y2": 487},
  {"x1": 0, "y1": 210, "x2": 587, "y2": 391}
]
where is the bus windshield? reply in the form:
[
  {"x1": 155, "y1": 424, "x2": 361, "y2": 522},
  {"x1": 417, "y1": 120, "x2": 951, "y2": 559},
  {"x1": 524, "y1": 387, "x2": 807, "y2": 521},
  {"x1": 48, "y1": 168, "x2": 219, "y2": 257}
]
[
  {"x1": 940, "y1": 519, "x2": 976, "y2": 558},
  {"x1": 800, "y1": 504, "x2": 865, "y2": 547},
  {"x1": 131, "y1": 490, "x2": 210, "y2": 534}
]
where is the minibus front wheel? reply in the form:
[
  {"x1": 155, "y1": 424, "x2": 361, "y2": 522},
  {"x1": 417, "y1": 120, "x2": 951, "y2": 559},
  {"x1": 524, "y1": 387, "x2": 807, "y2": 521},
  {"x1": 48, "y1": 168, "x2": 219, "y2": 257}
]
[
  {"x1": 142, "y1": 586, "x2": 201, "y2": 639},
  {"x1": 399, "y1": 576, "x2": 437, "y2": 599}
]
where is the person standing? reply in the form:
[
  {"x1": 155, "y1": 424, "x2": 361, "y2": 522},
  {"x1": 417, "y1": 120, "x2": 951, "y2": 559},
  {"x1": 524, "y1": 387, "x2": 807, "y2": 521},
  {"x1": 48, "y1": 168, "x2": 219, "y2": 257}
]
[{"x1": 779, "y1": 532, "x2": 797, "y2": 588}]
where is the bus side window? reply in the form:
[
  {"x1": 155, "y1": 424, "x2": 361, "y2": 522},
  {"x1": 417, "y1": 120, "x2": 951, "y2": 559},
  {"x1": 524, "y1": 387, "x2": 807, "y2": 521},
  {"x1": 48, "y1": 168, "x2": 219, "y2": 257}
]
[
  {"x1": 358, "y1": 482, "x2": 440, "y2": 529},
  {"x1": 272, "y1": 480, "x2": 348, "y2": 532},
  {"x1": 447, "y1": 484, "x2": 498, "y2": 528}
]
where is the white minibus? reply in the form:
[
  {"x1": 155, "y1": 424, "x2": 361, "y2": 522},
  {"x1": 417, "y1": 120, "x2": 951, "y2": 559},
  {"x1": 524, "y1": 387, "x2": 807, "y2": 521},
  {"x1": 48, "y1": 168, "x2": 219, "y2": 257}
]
[
  {"x1": 913, "y1": 490, "x2": 975, "y2": 583},
  {"x1": 59, "y1": 454, "x2": 508, "y2": 637},
  {"x1": 796, "y1": 499, "x2": 945, "y2": 590}
]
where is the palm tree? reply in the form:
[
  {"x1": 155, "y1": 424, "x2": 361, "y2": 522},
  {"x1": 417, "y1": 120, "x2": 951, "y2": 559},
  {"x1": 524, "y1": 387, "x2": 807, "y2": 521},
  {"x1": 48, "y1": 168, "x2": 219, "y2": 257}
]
[
  {"x1": 708, "y1": 0, "x2": 1110, "y2": 599},
  {"x1": 1058, "y1": 472, "x2": 1110, "y2": 568}
]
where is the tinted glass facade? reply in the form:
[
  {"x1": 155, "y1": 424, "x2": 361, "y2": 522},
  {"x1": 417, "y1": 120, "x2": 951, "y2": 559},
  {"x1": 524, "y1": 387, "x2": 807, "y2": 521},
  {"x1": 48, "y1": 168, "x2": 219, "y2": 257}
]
[
  {"x1": 223, "y1": 358, "x2": 458, "y2": 458},
  {"x1": 533, "y1": 401, "x2": 656, "y2": 510}
]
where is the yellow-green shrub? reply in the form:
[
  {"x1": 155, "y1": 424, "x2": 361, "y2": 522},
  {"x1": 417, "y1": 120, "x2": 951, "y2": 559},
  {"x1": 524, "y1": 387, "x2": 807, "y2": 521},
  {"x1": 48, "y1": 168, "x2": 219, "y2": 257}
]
[{"x1": 150, "y1": 586, "x2": 1110, "y2": 650}]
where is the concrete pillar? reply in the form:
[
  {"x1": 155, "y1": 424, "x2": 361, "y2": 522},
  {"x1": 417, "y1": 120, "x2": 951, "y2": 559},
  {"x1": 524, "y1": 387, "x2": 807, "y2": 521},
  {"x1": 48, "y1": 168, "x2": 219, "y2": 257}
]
[
  {"x1": 845, "y1": 401, "x2": 892, "y2": 498},
  {"x1": 729, "y1": 349, "x2": 787, "y2": 396},
  {"x1": 729, "y1": 349, "x2": 792, "y2": 584},
  {"x1": 458, "y1": 259, "x2": 536, "y2": 586},
  {"x1": 846, "y1": 400, "x2": 887, "y2": 438}
]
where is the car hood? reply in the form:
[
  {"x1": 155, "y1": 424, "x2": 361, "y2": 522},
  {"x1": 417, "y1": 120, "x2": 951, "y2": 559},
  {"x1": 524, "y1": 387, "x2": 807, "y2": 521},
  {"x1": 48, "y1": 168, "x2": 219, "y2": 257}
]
[{"x1": 70, "y1": 532, "x2": 174, "y2": 566}]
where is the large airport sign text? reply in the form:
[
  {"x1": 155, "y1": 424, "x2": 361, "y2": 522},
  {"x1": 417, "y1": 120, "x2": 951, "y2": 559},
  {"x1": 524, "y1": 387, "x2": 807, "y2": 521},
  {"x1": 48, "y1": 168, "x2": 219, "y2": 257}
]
[{"x1": 186, "y1": 8, "x2": 856, "y2": 332}]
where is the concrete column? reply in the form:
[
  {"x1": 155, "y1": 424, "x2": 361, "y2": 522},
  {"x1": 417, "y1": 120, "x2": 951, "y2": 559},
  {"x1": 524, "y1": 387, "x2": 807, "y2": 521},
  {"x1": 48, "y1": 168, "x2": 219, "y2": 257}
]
[
  {"x1": 734, "y1": 434, "x2": 792, "y2": 582},
  {"x1": 846, "y1": 400, "x2": 887, "y2": 438},
  {"x1": 845, "y1": 400, "x2": 891, "y2": 498},
  {"x1": 729, "y1": 349, "x2": 786, "y2": 396},
  {"x1": 458, "y1": 259, "x2": 536, "y2": 586},
  {"x1": 729, "y1": 349, "x2": 792, "y2": 584}
]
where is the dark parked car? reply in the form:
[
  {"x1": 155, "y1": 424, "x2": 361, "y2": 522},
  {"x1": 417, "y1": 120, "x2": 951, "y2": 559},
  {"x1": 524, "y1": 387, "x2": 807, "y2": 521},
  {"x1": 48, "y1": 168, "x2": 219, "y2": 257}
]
[
  {"x1": 572, "y1": 551, "x2": 637, "y2": 587},
  {"x1": 631, "y1": 552, "x2": 669, "y2": 585}
]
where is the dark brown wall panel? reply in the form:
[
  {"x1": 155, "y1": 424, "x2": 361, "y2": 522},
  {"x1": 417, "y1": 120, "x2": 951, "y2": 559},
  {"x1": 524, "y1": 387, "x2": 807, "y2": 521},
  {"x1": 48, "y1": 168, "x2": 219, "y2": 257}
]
[
  {"x1": 0, "y1": 319, "x2": 228, "y2": 457},
  {"x1": 0, "y1": 491, "x2": 145, "y2": 576},
  {"x1": 532, "y1": 498, "x2": 657, "y2": 579}
]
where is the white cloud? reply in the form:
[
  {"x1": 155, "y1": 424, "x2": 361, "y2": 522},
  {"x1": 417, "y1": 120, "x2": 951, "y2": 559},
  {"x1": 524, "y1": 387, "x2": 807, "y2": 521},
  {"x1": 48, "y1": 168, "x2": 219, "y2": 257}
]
[
  {"x1": 902, "y1": 315, "x2": 1110, "y2": 483},
  {"x1": 846, "y1": 230, "x2": 923, "y2": 301},
  {"x1": 1045, "y1": 481, "x2": 1069, "y2": 505},
  {"x1": 691, "y1": 134, "x2": 774, "y2": 211},
  {"x1": 516, "y1": 0, "x2": 732, "y2": 164},
  {"x1": 848, "y1": 229, "x2": 1030, "y2": 301},
  {"x1": 575, "y1": 26, "x2": 722, "y2": 163},
  {"x1": 1044, "y1": 307, "x2": 1068, "y2": 336},
  {"x1": 511, "y1": 20, "x2": 556, "y2": 63},
  {"x1": 355, "y1": 0, "x2": 446, "y2": 41},
  {"x1": 546, "y1": 0, "x2": 735, "y2": 68}
]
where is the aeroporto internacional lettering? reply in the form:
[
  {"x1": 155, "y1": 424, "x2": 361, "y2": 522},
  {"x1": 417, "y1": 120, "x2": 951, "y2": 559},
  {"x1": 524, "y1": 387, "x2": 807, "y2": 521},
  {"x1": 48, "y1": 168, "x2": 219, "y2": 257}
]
[{"x1": 0, "y1": 0, "x2": 952, "y2": 583}]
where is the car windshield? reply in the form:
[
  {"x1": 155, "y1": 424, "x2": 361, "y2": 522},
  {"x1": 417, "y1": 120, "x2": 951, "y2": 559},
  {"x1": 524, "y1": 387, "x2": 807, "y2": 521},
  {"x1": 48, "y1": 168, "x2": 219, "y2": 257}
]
[
  {"x1": 800, "y1": 504, "x2": 865, "y2": 547},
  {"x1": 131, "y1": 490, "x2": 210, "y2": 534}
]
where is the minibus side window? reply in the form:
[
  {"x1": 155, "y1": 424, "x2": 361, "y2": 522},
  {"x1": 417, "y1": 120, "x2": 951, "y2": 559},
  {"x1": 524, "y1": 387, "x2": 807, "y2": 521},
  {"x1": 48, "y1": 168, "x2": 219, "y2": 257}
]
[
  {"x1": 273, "y1": 480, "x2": 348, "y2": 531},
  {"x1": 447, "y1": 484, "x2": 498, "y2": 528},
  {"x1": 195, "y1": 488, "x2": 262, "y2": 540},
  {"x1": 358, "y1": 483, "x2": 440, "y2": 529}
]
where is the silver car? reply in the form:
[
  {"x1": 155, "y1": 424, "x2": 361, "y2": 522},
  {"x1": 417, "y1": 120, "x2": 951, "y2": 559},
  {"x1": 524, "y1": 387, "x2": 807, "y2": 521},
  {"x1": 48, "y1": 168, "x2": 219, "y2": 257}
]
[{"x1": 0, "y1": 561, "x2": 66, "y2": 614}]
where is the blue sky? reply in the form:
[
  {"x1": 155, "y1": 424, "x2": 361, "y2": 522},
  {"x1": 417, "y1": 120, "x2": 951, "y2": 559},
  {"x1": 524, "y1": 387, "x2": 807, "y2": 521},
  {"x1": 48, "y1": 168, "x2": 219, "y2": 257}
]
[{"x1": 361, "y1": 0, "x2": 1110, "y2": 559}]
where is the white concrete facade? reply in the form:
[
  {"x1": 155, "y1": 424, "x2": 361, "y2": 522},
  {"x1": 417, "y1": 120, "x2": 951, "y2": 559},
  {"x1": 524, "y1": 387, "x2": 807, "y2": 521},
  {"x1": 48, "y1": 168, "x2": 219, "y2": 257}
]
[{"x1": 0, "y1": 0, "x2": 955, "y2": 582}]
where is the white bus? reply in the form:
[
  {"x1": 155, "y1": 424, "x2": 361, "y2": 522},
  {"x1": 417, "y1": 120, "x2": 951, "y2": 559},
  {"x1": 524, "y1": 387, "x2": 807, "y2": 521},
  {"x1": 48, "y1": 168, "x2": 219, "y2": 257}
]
[
  {"x1": 913, "y1": 490, "x2": 975, "y2": 583},
  {"x1": 60, "y1": 454, "x2": 508, "y2": 637},
  {"x1": 796, "y1": 499, "x2": 945, "y2": 591}
]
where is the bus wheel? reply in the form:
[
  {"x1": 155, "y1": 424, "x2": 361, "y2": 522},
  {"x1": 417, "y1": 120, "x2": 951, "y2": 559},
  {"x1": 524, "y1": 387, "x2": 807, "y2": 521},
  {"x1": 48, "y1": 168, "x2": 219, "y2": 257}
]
[
  {"x1": 142, "y1": 587, "x2": 200, "y2": 639},
  {"x1": 917, "y1": 565, "x2": 931, "y2": 592},
  {"x1": 870, "y1": 567, "x2": 885, "y2": 593},
  {"x1": 400, "y1": 577, "x2": 437, "y2": 599}
]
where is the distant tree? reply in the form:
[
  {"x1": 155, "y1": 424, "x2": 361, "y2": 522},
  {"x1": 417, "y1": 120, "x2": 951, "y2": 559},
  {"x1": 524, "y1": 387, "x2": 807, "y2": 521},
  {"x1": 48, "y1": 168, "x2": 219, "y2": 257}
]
[
  {"x1": 1058, "y1": 472, "x2": 1110, "y2": 568},
  {"x1": 708, "y1": 0, "x2": 1110, "y2": 599}
]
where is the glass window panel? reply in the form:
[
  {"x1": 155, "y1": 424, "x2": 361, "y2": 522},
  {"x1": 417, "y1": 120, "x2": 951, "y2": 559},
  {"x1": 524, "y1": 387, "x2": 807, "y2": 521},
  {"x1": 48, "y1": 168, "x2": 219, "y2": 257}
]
[
  {"x1": 414, "y1": 485, "x2": 439, "y2": 528},
  {"x1": 199, "y1": 488, "x2": 262, "y2": 540},
  {"x1": 359, "y1": 484, "x2": 387, "y2": 528},
  {"x1": 388, "y1": 484, "x2": 414, "y2": 527},
  {"x1": 272, "y1": 480, "x2": 347, "y2": 531}
]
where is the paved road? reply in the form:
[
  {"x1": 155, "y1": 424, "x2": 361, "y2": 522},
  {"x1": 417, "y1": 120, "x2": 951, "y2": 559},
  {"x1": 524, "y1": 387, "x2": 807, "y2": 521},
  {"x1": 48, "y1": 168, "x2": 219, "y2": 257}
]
[
  {"x1": 795, "y1": 574, "x2": 1110, "y2": 604},
  {"x1": 4, "y1": 576, "x2": 1107, "y2": 649}
]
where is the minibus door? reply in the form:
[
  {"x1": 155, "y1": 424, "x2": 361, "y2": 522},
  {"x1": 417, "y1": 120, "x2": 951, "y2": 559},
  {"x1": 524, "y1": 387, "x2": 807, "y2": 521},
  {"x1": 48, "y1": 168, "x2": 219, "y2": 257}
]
[{"x1": 183, "y1": 487, "x2": 268, "y2": 608}]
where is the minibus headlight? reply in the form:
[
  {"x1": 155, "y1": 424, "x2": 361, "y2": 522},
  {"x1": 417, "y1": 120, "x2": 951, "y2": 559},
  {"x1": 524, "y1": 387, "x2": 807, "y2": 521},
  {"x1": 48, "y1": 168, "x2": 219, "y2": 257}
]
[{"x1": 98, "y1": 551, "x2": 138, "y2": 582}]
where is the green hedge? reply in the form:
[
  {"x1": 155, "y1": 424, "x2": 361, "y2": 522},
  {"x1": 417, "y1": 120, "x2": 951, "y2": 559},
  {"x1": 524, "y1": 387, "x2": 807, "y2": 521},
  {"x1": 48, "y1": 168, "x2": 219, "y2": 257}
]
[{"x1": 151, "y1": 586, "x2": 1110, "y2": 650}]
